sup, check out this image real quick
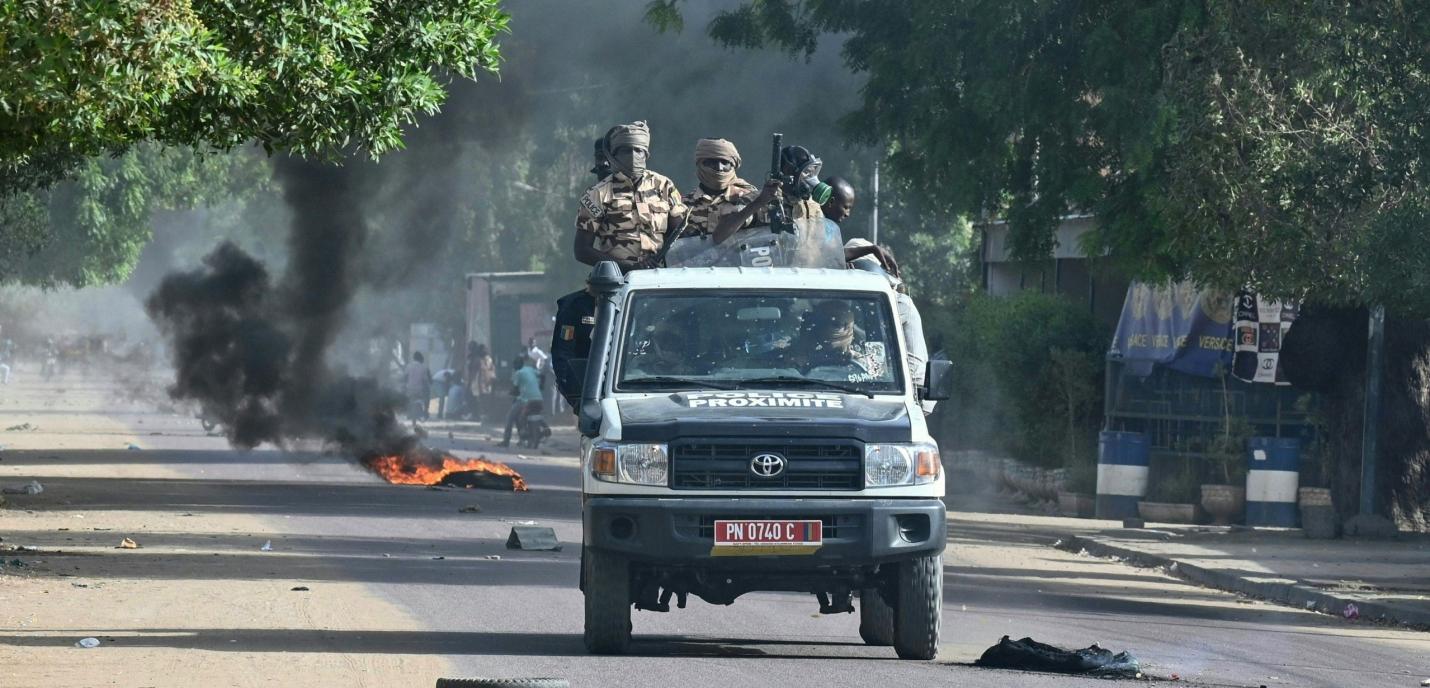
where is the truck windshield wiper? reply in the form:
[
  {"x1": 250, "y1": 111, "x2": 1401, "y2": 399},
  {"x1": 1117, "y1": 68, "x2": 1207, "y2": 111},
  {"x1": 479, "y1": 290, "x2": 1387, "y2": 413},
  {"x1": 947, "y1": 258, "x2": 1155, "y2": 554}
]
[
  {"x1": 621, "y1": 375, "x2": 739, "y2": 390},
  {"x1": 733, "y1": 375, "x2": 875, "y2": 398}
]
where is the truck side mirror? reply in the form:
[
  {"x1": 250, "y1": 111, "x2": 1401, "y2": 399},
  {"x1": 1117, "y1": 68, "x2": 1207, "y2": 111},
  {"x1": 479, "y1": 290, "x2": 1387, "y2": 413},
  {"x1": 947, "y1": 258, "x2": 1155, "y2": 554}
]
[{"x1": 922, "y1": 359, "x2": 953, "y2": 401}]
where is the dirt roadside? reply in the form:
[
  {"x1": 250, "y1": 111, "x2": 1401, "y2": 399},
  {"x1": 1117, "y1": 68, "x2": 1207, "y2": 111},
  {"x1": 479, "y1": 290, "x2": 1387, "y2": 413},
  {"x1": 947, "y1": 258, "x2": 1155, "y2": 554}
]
[{"x1": 0, "y1": 368, "x2": 455, "y2": 688}]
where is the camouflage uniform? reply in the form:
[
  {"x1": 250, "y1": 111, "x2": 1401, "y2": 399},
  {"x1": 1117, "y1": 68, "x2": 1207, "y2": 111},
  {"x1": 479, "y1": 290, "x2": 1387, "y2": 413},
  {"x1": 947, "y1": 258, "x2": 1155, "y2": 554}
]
[
  {"x1": 682, "y1": 178, "x2": 759, "y2": 238},
  {"x1": 575, "y1": 171, "x2": 688, "y2": 264}
]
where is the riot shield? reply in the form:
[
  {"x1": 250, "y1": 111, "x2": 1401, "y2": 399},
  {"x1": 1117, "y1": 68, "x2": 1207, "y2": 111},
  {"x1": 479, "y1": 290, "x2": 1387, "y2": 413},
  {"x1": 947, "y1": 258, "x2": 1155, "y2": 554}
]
[{"x1": 664, "y1": 218, "x2": 844, "y2": 269}]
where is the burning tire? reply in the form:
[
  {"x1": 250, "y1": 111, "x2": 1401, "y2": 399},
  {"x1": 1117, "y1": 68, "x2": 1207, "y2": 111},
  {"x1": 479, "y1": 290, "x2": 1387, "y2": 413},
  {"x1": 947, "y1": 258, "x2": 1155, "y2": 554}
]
[
  {"x1": 435, "y1": 680, "x2": 569, "y2": 688},
  {"x1": 858, "y1": 586, "x2": 894, "y2": 646},
  {"x1": 582, "y1": 547, "x2": 632, "y2": 654},
  {"x1": 893, "y1": 554, "x2": 942, "y2": 660}
]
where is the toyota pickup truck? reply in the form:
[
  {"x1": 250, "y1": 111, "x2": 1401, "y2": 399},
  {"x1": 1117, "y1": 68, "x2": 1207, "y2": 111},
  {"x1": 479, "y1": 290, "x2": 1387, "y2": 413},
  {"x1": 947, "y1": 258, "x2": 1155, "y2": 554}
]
[{"x1": 568, "y1": 261, "x2": 952, "y2": 659}]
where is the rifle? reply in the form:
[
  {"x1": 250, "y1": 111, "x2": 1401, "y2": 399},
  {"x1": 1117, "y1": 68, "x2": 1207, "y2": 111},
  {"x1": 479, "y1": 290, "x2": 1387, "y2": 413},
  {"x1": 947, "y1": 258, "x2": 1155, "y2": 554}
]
[{"x1": 768, "y1": 132, "x2": 795, "y2": 235}]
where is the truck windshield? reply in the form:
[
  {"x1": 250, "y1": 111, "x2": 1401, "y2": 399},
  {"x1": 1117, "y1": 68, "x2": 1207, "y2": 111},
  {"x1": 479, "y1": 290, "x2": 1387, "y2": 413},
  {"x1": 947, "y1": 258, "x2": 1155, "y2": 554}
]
[{"x1": 616, "y1": 291, "x2": 904, "y2": 395}]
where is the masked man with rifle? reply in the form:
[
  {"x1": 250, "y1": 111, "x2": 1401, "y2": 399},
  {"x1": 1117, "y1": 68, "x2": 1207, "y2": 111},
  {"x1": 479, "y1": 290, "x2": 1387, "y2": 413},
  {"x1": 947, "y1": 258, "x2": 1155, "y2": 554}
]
[
  {"x1": 573, "y1": 120, "x2": 689, "y2": 272},
  {"x1": 713, "y1": 137, "x2": 831, "y2": 245}
]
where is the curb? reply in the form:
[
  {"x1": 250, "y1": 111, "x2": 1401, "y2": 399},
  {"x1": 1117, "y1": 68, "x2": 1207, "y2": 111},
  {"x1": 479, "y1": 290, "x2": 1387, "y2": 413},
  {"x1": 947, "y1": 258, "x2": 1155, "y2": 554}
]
[{"x1": 1055, "y1": 534, "x2": 1430, "y2": 630}]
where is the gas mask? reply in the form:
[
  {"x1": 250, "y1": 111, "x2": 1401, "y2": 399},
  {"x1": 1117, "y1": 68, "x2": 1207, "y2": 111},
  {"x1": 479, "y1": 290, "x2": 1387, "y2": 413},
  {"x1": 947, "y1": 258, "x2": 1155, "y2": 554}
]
[{"x1": 780, "y1": 146, "x2": 833, "y2": 205}]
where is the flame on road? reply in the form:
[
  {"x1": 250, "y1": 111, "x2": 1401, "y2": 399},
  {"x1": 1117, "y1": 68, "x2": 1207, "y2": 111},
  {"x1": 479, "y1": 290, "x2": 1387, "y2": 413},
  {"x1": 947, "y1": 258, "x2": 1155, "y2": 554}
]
[{"x1": 363, "y1": 450, "x2": 529, "y2": 492}]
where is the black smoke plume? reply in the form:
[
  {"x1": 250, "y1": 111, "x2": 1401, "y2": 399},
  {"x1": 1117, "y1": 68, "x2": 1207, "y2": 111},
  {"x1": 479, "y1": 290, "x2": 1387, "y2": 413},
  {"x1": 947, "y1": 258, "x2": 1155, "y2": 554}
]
[{"x1": 145, "y1": 157, "x2": 413, "y2": 456}]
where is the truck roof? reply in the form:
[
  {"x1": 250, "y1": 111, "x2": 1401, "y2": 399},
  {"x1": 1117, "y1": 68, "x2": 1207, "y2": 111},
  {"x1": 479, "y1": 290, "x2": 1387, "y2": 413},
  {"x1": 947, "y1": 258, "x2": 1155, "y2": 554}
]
[{"x1": 624, "y1": 266, "x2": 893, "y2": 292}]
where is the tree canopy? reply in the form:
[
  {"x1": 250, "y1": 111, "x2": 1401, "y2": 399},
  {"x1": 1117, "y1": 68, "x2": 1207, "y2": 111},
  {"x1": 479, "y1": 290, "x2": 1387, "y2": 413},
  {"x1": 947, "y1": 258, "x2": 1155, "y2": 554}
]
[
  {"x1": 0, "y1": 0, "x2": 508, "y2": 287},
  {"x1": 650, "y1": 1, "x2": 1430, "y2": 312}
]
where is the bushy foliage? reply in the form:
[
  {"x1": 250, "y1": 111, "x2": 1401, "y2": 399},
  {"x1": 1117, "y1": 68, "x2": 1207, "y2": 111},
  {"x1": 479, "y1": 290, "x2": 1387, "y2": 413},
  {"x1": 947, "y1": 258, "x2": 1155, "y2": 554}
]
[
  {"x1": 0, "y1": 0, "x2": 508, "y2": 287},
  {"x1": 652, "y1": 1, "x2": 1430, "y2": 313},
  {"x1": 929, "y1": 291, "x2": 1107, "y2": 467}
]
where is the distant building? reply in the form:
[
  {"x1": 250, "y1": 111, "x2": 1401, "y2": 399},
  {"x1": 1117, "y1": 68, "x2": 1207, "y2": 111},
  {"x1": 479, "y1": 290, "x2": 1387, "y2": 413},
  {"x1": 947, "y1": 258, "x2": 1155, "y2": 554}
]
[
  {"x1": 465, "y1": 271, "x2": 554, "y2": 376},
  {"x1": 979, "y1": 214, "x2": 1128, "y2": 326}
]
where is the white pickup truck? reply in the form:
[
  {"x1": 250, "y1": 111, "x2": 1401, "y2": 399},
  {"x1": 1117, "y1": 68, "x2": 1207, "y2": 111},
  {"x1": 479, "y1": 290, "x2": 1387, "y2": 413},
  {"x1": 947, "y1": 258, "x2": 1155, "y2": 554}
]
[{"x1": 567, "y1": 260, "x2": 952, "y2": 660}]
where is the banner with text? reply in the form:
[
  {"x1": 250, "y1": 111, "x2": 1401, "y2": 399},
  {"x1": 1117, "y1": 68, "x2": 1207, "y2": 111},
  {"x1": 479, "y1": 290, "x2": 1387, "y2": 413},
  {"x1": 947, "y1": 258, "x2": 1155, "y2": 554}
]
[{"x1": 1110, "y1": 282, "x2": 1234, "y2": 378}]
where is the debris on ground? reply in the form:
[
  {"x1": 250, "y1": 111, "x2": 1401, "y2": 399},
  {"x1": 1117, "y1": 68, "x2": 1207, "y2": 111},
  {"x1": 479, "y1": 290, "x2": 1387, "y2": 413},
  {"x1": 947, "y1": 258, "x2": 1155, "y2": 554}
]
[
  {"x1": 484, "y1": 555, "x2": 502, "y2": 561},
  {"x1": 4, "y1": 423, "x2": 34, "y2": 432},
  {"x1": 506, "y1": 526, "x2": 561, "y2": 551},
  {"x1": 458, "y1": 504, "x2": 482, "y2": 513},
  {"x1": 975, "y1": 636, "x2": 1142, "y2": 678},
  {"x1": 74, "y1": 637, "x2": 100, "y2": 649},
  {"x1": 1, "y1": 480, "x2": 43, "y2": 495},
  {"x1": 126, "y1": 444, "x2": 141, "y2": 451},
  {"x1": 291, "y1": 586, "x2": 310, "y2": 592},
  {"x1": 116, "y1": 538, "x2": 140, "y2": 549},
  {"x1": 439, "y1": 470, "x2": 523, "y2": 492},
  {"x1": 1342, "y1": 603, "x2": 1360, "y2": 620},
  {"x1": 432, "y1": 556, "x2": 446, "y2": 560},
  {"x1": 260, "y1": 541, "x2": 273, "y2": 552}
]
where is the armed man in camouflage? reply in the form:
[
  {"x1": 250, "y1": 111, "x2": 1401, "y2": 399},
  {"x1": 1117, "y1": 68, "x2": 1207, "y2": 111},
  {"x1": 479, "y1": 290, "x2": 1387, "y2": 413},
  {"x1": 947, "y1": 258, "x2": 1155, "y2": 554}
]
[
  {"x1": 573, "y1": 121, "x2": 688, "y2": 272},
  {"x1": 712, "y1": 144, "x2": 826, "y2": 244},
  {"x1": 682, "y1": 138, "x2": 759, "y2": 239}
]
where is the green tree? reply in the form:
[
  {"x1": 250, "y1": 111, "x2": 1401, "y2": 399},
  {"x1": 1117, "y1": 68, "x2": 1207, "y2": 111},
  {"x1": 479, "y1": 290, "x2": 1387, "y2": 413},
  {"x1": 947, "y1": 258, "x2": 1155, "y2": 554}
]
[
  {"x1": 650, "y1": 1, "x2": 1430, "y2": 313},
  {"x1": 1, "y1": 0, "x2": 509, "y2": 286}
]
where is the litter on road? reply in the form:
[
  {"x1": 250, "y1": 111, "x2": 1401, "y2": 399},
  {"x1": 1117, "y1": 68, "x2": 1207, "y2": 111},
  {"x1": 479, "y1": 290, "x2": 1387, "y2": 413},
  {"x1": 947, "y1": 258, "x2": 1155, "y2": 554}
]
[
  {"x1": 459, "y1": 504, "x2": 482, "y2": 513},
  {"x1": 975, "y1": 636, "x2": 1142, "y2": 679},
  {"x1": 75, "y1": 638, "x2": 100, "y2": 649},
  {"x1": 116, "y1": 538, "x2": 140, "y2": 549},
  {"x1": 1, "y1": 480, "x2": 43, "y2": 495},
  {"x1": 507, "y1": 526, "x2": 561, "y2": 551},
  {"x1": 260, "y1": 540, "x2": 273, "y2": 552},
  {"x1": 291, "y1": 586, "x2": 310, "y2": 592}
]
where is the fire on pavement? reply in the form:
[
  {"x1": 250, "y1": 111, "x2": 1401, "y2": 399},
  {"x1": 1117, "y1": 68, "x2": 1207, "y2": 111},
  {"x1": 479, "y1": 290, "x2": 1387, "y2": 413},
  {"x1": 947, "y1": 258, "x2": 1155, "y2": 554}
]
[{"x1": 362, "y1": 448, "x2": 529, "y2": 492}]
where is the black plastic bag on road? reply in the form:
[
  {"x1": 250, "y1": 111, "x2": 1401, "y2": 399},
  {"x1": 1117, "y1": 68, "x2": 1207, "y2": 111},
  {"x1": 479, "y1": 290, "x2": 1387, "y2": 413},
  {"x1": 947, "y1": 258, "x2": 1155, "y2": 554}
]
[{"x1": 976, "y1": 635, "x2": 1141, "y2": 678}]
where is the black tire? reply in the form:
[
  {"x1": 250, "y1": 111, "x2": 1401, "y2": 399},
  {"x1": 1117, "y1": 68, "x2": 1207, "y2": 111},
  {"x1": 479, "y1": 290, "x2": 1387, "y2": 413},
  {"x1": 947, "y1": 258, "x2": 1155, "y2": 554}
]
[
  {"x1": 582, "y1": 547, "x2": 631, "y2": 654},
  {"x1": 435, "y1": 680, "x2": 569, "y2": 688},
  {"x1": 858, "y1": 587, "x2": 894, "y2": 646},
  {"x1": 893, "y1": 554, "x2": 942, "y2": 660}
]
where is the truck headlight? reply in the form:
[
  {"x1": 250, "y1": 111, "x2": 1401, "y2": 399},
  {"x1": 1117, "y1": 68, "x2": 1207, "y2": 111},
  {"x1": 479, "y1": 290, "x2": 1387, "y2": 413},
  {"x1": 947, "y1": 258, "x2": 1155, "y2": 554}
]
[
  {"x1": 590, "y1": 442, "x2": 669, "y2": 486},
  {"x1": 865, "y1": 443, "x2": 941, "y2": 487}
]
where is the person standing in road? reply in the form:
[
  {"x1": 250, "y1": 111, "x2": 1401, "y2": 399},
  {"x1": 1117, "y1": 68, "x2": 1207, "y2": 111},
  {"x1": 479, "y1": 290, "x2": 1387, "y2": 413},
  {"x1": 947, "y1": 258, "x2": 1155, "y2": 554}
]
[
  {"x1": 682, "y1": 138, "x2": 759, "y2": 239},
  {"x1": 573, "y1": 120, "x2": 689, "y2": 272},
  {"x1": 500, "y1": 355, "x2": 545, "y2": 448},
  {"x1": 404, "y1": 351, "x2": 432, "y2": 420}
]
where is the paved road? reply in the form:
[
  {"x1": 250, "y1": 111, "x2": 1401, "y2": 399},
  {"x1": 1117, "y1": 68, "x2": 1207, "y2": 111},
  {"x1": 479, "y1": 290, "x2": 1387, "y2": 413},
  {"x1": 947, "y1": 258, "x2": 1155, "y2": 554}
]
[{"x1": 7, "y1": 412, "x2": 1429, "y2": 688}]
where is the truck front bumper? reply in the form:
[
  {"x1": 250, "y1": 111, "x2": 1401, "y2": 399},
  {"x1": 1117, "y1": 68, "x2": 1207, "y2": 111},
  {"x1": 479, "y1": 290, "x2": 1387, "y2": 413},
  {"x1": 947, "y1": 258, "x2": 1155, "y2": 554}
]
[{"x1": 583, "y1": 496, "x2": 946, "y2": 569}]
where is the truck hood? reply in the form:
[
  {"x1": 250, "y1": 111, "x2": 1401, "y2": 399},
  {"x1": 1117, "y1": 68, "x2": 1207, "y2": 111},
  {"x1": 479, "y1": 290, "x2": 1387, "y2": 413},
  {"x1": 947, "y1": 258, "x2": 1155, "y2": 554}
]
[{"x1": 615, "y1": 391, "x2": 912, "y2": 443}]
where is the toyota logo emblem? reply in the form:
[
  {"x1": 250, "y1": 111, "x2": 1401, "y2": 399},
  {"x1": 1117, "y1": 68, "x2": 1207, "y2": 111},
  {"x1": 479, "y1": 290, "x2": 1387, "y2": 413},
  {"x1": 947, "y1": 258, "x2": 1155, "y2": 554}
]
[{"x1": 750, "y1": 453, "x2": 787, "y2": 478}]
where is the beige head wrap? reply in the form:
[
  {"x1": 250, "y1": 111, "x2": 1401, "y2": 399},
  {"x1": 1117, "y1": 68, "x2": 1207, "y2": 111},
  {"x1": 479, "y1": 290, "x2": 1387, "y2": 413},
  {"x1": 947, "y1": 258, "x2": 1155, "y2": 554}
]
[
  {"x1": 606, "y1": 121, "x2": 651, "y2": 152},
  {"x1": 694, "y1": 138, "x2": 741, "y2": 190}
]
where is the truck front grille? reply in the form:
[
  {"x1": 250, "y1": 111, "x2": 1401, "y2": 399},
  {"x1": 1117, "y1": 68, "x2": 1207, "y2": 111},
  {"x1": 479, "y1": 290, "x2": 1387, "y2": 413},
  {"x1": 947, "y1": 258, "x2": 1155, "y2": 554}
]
[{"x1": 669, "y1": 439, "x2": 863, "y2": 490}]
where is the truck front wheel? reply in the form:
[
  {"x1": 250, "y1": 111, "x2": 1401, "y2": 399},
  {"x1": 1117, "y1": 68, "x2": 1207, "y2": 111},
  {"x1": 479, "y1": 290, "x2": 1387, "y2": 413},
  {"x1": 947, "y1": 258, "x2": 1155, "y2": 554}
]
[
  {"x1": 858, "y1": 587, "x2": 894, "y2": 646},
  {"x1": 893, "y1": 554, "x2": 942, "y2": 660},
  {"x1": 582, "y1": 547, "x2": 632, "y2": 654}
]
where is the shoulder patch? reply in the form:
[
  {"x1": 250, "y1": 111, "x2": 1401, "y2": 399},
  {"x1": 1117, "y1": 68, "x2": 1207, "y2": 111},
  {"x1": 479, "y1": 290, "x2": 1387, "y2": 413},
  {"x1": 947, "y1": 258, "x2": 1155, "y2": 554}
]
[{"x1": 580, "y1": 190, "x2": 603, "y2": 218}]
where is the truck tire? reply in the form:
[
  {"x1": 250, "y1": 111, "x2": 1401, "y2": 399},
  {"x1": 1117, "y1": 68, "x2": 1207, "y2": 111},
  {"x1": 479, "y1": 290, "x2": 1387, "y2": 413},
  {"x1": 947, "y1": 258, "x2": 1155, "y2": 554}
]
[
  {"x1": 435, "y1": 680, "x2": 569, "y2": 688},
  {"x1": 858, "y1": 587, "x2": 894, "y2": 646},
  {"x1": 893, "y1": 554, "x2": 942, "y2": 660},
  {"x1": 582, "y1": 547, "x2": 631, "y2": 654}
]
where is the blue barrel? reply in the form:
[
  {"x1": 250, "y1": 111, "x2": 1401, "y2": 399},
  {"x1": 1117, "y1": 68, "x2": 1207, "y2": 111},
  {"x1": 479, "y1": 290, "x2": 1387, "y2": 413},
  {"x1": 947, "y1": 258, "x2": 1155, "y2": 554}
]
[
  {"x1": 1096, "y1": 431, "x2": 1149, "y2": 519},
  {"x1": 1245, "y1": 437, "x2": 1300, "y2": 527}
]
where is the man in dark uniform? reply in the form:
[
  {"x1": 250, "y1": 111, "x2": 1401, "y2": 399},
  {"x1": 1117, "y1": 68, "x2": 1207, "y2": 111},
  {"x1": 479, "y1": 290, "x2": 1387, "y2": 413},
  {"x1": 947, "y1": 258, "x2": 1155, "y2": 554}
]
[{"x1": 551, "y1": 288, "x2": 596, "y2": 411}]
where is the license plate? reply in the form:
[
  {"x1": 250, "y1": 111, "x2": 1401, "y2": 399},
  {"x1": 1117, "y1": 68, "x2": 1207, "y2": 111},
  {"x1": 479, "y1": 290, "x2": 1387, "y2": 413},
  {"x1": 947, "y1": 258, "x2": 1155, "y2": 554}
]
[{"x1": 711, "y1": 519, "x2": 823, "y2": 556}]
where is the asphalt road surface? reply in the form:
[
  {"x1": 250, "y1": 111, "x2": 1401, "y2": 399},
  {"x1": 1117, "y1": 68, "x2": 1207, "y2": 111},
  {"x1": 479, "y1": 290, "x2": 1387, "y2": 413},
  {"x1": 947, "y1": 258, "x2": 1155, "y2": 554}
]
[{"x1": 7, "y1": 412, "x2": 1428, "y2": 688}]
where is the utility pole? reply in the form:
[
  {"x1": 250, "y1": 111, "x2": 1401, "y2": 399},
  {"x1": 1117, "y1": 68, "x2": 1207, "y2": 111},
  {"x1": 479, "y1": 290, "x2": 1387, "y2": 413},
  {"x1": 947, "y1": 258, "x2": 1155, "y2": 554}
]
[
  {"x1": 870, "y1": 160, "x2": 880, "y2": 245},
  {"x1": 1359, "y1": 305, "x2": 1385, "y2": 516}
]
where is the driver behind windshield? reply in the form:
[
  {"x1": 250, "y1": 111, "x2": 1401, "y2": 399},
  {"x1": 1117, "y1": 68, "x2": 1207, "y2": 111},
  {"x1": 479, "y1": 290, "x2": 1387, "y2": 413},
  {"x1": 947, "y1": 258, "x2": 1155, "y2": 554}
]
[
  {"x1": 629, "y1": 320, "x2": 702, "y2": 376},
  {"x1": 799, "y1": 301, "x2": 858, "y2": 366}
]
